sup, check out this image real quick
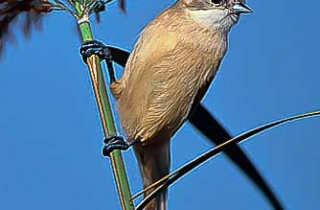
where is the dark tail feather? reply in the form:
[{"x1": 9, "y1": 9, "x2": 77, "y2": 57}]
[{"x1": 189, "y1": 105, "x2": 284, "y2": 210}]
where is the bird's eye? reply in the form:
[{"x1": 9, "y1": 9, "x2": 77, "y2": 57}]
[{"x1": 210, "y1": 0, "x2": 222, "y2": 4}]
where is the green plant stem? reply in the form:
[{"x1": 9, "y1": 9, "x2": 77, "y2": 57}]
[{"x1": 74, "y1": 3, "x2": 134, "y2": 210}]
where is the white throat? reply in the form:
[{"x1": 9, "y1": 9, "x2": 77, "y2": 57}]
[{"x1": 188, "y1": 9, "x2": 233, "y2": 31}]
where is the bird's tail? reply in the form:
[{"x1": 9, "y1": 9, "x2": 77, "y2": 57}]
[{"x1": 134, "y1": 141, "x2": 170, "y2": 210}]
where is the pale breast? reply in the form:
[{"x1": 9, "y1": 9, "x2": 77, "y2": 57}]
[{"x1": 115, "y1": 7, "x2": 228, "y2": 142}]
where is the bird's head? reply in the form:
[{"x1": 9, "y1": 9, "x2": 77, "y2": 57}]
[{"x1": 181, "y1": 0, "x2": 252, "y2": 32}]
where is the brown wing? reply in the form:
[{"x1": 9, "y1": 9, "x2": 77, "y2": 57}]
[{"x1": 117, "y1": 42, "x2": 217, "y2": 146}]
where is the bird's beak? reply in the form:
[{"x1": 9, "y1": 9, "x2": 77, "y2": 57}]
[{"x1": 232, "y1": 2, "x2": 253, "y2": 14}]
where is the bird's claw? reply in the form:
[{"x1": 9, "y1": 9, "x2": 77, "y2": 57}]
[
  {"x1": 80, "y1": 40, "x2": 112, "y2": 63},
  {"x1": 102, "y1": 135, "x2": 129, "y2": 157},
  {"x1": 102, "y1": 135, "x2": 142, "y2": 157}
]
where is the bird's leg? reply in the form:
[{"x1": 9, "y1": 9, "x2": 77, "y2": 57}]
[
  {"x1": 80, "y1": 40, "x2": 117, "y2": 82},
  {"x1": 102, "y1": 135, "x2": 142, "y2": 157},
  {"x1": 80, "y1": 40, "x2": 130, "y2": 66},
  {"x1": 80, "y1": 40, "x2": 138, "y2": 157},
  {"x1": 80, "y1": 40, "x2": 113, "y2": 62}
]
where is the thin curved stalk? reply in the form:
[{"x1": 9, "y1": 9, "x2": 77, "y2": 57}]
[{"x1": 136, "y1": 110, "x2": 320, "y2": 210}]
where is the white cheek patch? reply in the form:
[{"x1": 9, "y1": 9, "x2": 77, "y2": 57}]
[{"x1": 188, "y1": 9, "x2": 228, "y2": 28}]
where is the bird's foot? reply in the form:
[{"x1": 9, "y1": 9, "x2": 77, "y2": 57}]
[
  {"x1": 102, "y1": 135, "x2": 142, "y2": 157},
  {"x1": 80, "y1": 40, "x2": 112, "y2": 63}
]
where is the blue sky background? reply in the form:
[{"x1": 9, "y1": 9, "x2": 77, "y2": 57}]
[{"x1": 1, "y1": 0, "x2": 320, "y2": 209}]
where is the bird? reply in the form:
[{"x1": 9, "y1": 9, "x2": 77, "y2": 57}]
[
  {"x1": 80, "y1": 44, "x2": 283, "y2": 209},
  {"x1": 85, "y1": 0, "x2": 252, "y2": 209},
  {"x1": 0, "y1": 0, "x2": 283, "y2": 209},
  {"x1": 106, "y1": 0, "x2": 252, "y2": 209},
  {"x1": 79, "y1": 0, "x2": 282, "y2": 209}
]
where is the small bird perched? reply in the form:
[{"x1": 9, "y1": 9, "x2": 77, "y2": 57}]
[
  {"x1": 84, "y1": 0, "x2": 252, "y2": 209},
  {"x1": 110, "y1": 0, "x2": 251, "y2": 209},
  {"x1": 0, "y1": 0, "x2": 283, "y2": 209}
]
